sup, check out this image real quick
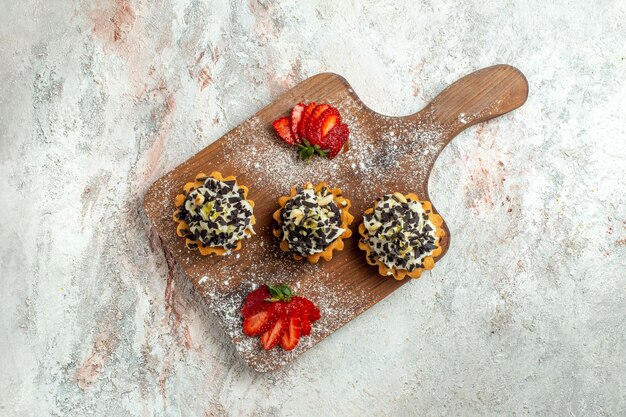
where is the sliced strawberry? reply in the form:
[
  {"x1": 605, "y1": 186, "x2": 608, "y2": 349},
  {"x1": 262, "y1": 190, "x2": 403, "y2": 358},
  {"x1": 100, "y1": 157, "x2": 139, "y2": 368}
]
[
  {"x1": 323, "y1": 123, "x2": 350, "y2": 159},
  {"x1": 241, "y1": 286, "x2": 271, "y2": 318},
  {"x1": 272, "y1": 116, "x2": 295, "y2": 145},
  {"x1": 269, "y1": 300, "x2": 288, "y2": 317},
  {"x1": 243, "y1": 309, "x2": 276, "y2": 336},
  {"x1": 300, "y1": 311, "x2": 312, "y2": 336},
  {"x1": 308, "y1": 304, "x2": 321, "y2": 322},
  {"x1": 241, "y1": 284, "x2": 320, "y2": 349},
  {"x1": 293, "y1": 296, "x2": 315, "y2": 336},
  {"x1": 309, "y1": 107, "x2": 340, "y2": 145},
  {"x1": 290, "y1": 103, "x2": 306, "y2": 143},
  {"x1": 324, "y1": 132, "x2": 344, "y2": 159},
  {"x1": 321, "y1": 109, "x2": 341, "y2": 138},
  {"x1": 260, "y1": 315, "x2": 287, "y2": 350},
  {"x1": 292, "y1": 296, "x2": 321, "y2": 323},
  {"x1": 305, "y1": 104, "x2": 330, "y2": 144},
  {"x1": 280, "y1": 313, "x2": 302, "y2": 351},
  {"x1": 298, "y1": 103, "x2": 317, "y2": 138}
]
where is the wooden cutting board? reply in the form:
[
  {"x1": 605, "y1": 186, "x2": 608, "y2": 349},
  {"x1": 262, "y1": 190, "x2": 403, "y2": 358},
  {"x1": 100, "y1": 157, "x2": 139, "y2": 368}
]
[{"x1": 144, "y1": 64, "x2": 528, "y2": 372}]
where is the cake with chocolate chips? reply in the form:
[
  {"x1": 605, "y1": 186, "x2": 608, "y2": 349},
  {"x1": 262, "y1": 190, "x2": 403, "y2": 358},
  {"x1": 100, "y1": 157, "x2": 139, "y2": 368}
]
[
  {"x1": 358, "y1": 192, "x2": 445, "y2": 280},
  {"x1": 173, "y1": 172, "x2": 255, "y2": 255},
  {"x1": 273, "y1": 182, "x2": 353, "y2": 264}
]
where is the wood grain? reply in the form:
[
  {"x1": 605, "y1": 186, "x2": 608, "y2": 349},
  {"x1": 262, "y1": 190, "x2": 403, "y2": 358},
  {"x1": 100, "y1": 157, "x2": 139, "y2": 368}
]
[{"x1": 143, "y1": 64, "x2": 528, "y2": 371}]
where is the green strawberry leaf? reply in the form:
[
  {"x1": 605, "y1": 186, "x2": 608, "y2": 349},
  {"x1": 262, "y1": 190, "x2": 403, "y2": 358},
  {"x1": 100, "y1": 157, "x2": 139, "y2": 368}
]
[
  {"x1": 296, "y1": 139, "x2": 330, "y2": 162},
  {"x1": 265, "y1": 284, "x2": 295, "y2": 302}
]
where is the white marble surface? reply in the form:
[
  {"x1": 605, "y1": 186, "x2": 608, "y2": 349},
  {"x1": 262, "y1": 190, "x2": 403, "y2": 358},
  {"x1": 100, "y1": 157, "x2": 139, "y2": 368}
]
[{"x1": 1, "y1": 1, "x2": 626, "y2": 416}]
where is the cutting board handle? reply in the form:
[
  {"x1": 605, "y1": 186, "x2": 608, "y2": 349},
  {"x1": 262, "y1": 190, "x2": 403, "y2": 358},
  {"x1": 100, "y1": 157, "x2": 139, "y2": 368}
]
[{"x1": 417, "y1": 64, "x2": 528, "y2": 139}]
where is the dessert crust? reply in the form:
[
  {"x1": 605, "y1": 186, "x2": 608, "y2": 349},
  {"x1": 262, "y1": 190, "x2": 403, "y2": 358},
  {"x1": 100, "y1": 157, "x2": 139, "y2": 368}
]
[
  {"x1": 273, "y1": 181, "x2": 354, "y2": 264},
  {"x1": 358, "y1": 192, "x2": 444, "y2": 280},
  {"x1": 172, "y1": 171, "x2": 256, "y2": 256}
]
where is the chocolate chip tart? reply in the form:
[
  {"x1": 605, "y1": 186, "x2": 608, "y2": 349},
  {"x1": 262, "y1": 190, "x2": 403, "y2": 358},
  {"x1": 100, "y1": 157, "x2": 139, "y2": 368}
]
[
  {"x1": 273, "y1": 182, "x2": 353, "y2": 264},
  {"x1": 358, "y1": 192, "x2": 445, "y2": 280},
  {"x1": 173, "y1": 172, "x2": 255, "y2": 256}
]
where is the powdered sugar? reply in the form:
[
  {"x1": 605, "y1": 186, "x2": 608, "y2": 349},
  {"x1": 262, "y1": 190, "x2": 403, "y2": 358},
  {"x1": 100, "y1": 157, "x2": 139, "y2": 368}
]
[
  {"x1": 144, "y1": 89, "x2": 449, "y2": 372},
  {"x1": 221, "y1": 95, "x2": 445, "y2": 203},
  {"x1": 196, "y1": 246, "x2": 372, "y2": 372}
]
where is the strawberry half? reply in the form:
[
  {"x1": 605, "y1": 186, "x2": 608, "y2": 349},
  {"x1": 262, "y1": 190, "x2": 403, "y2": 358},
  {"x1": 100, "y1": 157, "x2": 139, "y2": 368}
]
[
  {"x1": 292, "y1": 297, "x2": 314, "y2": 336},
  {"x1": 280, "y1": 313, "x2": 302, "y2": 351},
  {"x1": 300, "y1": 312, "x2": 312, "y2": 336},
  {"x1": 309, "y1": 107, "x2": 340, "y2": 145},
  {"x1": 298, "y1": 103, "x2": 317, "y2": 138},
  {"x1": 241, "y1": 286, "x2": 271, "y2": 318},
  {"x1": 243, "y1": 309, "x2": 276, "y2": 336},
  {"x1": 297, "y1": 296, "x2": 321, "y2": 321},
  {"x1": 272, "y1": 116, "x2": 295, "y2": 145},
  {"x1": 323, "y1": 123, "x2": 350, "y2": 159},
  {"x1": 260, "y1": 315, "x2": 287, "y2": 350},
  {"x1": 305, "y1": 104, "x2": 330, "y2": 144},
  {"x1": 290, "y1": 103, "x2": 306, "y2": 143},
  {"x1": 321, "y1": 109, "x2": 341, "y2": 138}
]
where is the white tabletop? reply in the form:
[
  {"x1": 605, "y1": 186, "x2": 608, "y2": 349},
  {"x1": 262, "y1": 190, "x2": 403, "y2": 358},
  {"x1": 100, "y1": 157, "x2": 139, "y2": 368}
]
[{"x1": 1, "y1": 1, "x2": 625, "y2": 416}]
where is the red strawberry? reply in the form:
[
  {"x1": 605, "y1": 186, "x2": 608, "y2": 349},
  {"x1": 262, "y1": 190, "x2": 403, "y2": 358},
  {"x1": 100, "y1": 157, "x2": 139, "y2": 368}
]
[
  {"x1": 290, "y1": 103, "x2": 306, "y2": 143},
  {"x1": 300, "y1": 312, "x2": 312, "y2": 336},
  {"x1": 241, "y1": 284, "x2": 320, "y2": 350},
  {"x1": 260, "y1": 315, "x2": 287, "y2": 350},
  {"x1": 241, "y1": 286, "x2": 271, "y2": 318},
  {"x1": 290, "y1": 296, "x2": 317, "y2": 336},
  {"x1": 272, "y1": 116, "x2": 295, "y2": 145},
  {"x1": 305, "y1": 104, "x2": 330, "y2": 144},
  {"x1": 243, "y1": 309, "x2": 276, "y2": 336},
  {"x1": 273, "y1": 103, "x2": 349, "y2": 161},
  {"x1": 309, "y1": 107, "x2": 340, "y2": 145},
  {"x1": 268, "y1": 299, "x2": 288, "y2": 318},
  {"x1": 297, "y1": 296, "x2": 321, "y2": 321},
  {"x1": 280, "y1": 313, "x2": 302, "y2": 351},
  {"x1": 323, "y1": 123, "x2": 350, "y2": 159},
  {"x1": 298, "y1": 103, "x2": 317, "y2": 138},
  {"x1": 293, "y1": 299, "x2": 313, "y2": 336},
  {"x1": 320, "y1": 109, "x2": 341, "y2": 138}
]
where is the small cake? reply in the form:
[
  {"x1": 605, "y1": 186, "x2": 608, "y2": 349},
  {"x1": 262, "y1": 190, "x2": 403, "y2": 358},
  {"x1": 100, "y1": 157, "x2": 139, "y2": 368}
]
[
  {"x1": 173, "y1": 172, "x2": 255, "y2": 255},
  {"x1": 273, "y1": 182, "x2": 353, "y2": 264},
  {"x1": 358, "y1": 192, "x2": 445, "y2": 280}
]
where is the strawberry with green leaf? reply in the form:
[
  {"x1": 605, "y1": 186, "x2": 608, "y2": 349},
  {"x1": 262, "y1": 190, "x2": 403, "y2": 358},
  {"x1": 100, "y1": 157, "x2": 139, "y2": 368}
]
[
  {"x1": 272, "y1": 102, "x2": 350, "y2": 161},
  {"x1": 241, "y1": 284, "x2": 321, "y2": 351}
]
